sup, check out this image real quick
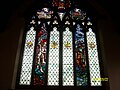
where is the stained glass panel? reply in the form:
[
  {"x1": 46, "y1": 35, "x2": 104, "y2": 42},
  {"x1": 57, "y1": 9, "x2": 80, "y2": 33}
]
[
  {"x1": 75, "y1": 24, "x2": 88, "y2": 86},
  {"x1": 48, "y1": 27, "x2": 59, "y2": 86},
  {"x1": 37, "y1": 8, "x2": 53, "y2": 19},
  {"x1": 52, "y1": 0, "x2": 71, "y2": 9},
  {"x1": 86, "y1": 28, "x2": 102, "y2": 86},
  {"x1": 58, "y1": 1, "x2": 65, "y2": 10},
  {"x1": 65, "y1": 0, "x2": 71, "y2": 8},
  {"x1": 34, "y1": 23, "x2": 47, "y2": 85},
  {"x1": 70, "y1": 8, "x2": 86, "y2": 20},
  {"x1": 19, "y1": 27, "x2": 36, "y2": 85},
  {"x1": 58, "y1": 12, "x2": 65, "y2": 21},
  {"x1": 63, "y1": 27, "x2": 74, "y2": 86}
]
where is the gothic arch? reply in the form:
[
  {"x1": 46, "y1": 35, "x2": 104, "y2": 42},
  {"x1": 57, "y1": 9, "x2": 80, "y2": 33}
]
[{"x1": 11, "y1": 0, "x2": 109, "y2": 88}]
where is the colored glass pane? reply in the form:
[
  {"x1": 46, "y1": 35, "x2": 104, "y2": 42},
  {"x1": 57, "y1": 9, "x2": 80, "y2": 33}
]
[
  {"x1": 48, "y1": 27, "x2": 59, "y2": 86},
  {"x1": 34, "y1": 23, "x2": 48, "y2": 85},
  {"x1": 65, "y1": 0, "x2": 71, "y2": 8},
  {"x1": 75, "y1": 24, "x2": 88, "y2": 86},
  {"x1": 52, "y1": 0, "x2": 59, "y2": 7},
  {"x1": 37, "y1": 8, "x2": 53, "y2": 19},
  {"x1": 63, "y1": 27, "x2": 74, "y2": 86},
  {"x1": 58, "y1": 1, "x2": 65, "y2": 10},
  {"x1": 70, "y1": 8, "x2": 86, "y2": 20},
  {"x1": 19, "y1": 27, "x2": 36, "y2": 85},
  {"x1": 86, "y1": 28, "x2": 101, "y2": 86}
]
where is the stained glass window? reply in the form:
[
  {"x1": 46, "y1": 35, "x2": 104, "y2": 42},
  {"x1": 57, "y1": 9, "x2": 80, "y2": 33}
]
[{"x1": 16, "y1": 0, "x2": 105, "y2": 89}]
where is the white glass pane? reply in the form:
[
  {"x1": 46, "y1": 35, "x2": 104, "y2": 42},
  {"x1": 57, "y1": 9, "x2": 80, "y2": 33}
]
[
  {"x1": 86, "y1": 28, "x2": 102, "y2": 86},
  {"x1": 48, "y1": 27, "x2": 59, "y2": 86},
  {"x1": 58, "y1": 12, "x2": 65, "y2": 21},
  {"x1": 19, "y1": 27, "x2": 36, "y2": 85},
  {"x1": 63, "y1": 27, "x2": 74, "y2": 86}
]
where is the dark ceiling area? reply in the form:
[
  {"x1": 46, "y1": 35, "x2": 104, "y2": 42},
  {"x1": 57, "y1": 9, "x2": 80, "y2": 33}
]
[
  {"x1": 97, "y1": 0, "x2": 120, "y2": 27},
  {"x1": 0, "y1": 0, "x2": 25, "y2": 32},
  {"x1": 0, "y1": 0, "x2": 119, "y2": 33}
]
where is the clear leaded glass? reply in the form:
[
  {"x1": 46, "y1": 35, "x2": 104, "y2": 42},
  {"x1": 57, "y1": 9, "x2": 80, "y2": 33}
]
[
  {"x1": 48, "y1": 27, "x2": 59, "y2": 86},
  {"x1": 86, "y1": 28, "x2": 102, "y2": 86},
  {"x1": 63, "y1": 27, "x2": 74, "y2": 86},
  {"x1": 19, "y1": 27, "x2": 36, "y2": 85}
]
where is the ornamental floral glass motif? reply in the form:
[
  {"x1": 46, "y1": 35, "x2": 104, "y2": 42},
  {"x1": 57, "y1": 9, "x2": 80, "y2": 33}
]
[{"x1": 18, "y1": 0, "x2": 103, "y2": 88}]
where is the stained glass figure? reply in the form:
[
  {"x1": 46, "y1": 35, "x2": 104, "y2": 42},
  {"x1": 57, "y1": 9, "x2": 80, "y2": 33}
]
[
  {"x1": 63, "y1": 27, "x2": 74, "y2": 86},
  {"x1": 75, "y1": 24, "x2": 88, "y2": 86},
  {"x1": 34, "y1": 23, "x2": 47, "y2": 85},
  {"x1": 70, "y1": 8, "x2": 86, "y2": 20},
  {"x1": 86, "y1": 28, "x2": 102, "y2": 86},
  {"x1": 19, "y1": 27, "x2": 36, "y2": 85},
  {"x1": 37, "y1": 8, "x2": 53, "y2": 19},
  {"x1": 48, "y1": 27, "x2": 59, "y2": 86}
]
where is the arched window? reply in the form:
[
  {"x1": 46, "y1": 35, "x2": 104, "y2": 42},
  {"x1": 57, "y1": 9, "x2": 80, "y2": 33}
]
[{"x1": 16, "y1": 0, "x2": 108, "y2": 89}]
